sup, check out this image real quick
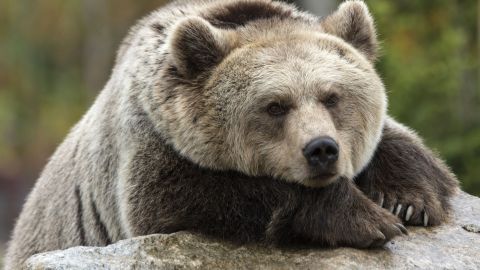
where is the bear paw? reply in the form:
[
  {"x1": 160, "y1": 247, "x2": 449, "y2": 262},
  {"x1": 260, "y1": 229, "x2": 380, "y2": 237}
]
[
  {"x1": 270, "y1": 180, "x2": 409, "y2": 248},
  {"x1": 333, "y1": 200, "x2": 408, "y2": 248},
  {"x1": 364, "y1": 186, "x2": 449, "y2": 227},
  {"x1": 355, "y1": 119, "x2": 458, "y2": 227}
]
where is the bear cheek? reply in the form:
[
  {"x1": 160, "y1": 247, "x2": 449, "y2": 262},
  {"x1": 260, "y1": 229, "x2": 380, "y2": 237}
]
[
  {"x1": 238, "y1": 115, "x2": 282, "y2": 170},
  {"x1": 244, "y1": 115, "x2": 306, "y2": 180},
  {"x1": 336, "y1": 132, "x2": 355, "y2": 179},
  {"x1": 349, "y1": 97, "x2": 385, "y2": 175}
]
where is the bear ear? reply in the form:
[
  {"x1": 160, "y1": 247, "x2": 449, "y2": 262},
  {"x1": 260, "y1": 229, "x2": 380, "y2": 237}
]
[
  {"x1": 169, "y1": 17, "x2": 232, "y2": 79},
  {"x1": 321, "y1": 1, "x2": 378, "y2": 62}
]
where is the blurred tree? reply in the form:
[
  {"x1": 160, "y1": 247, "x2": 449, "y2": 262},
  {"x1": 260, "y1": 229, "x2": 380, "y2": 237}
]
[{"x1": 362, "y1": 0, "x2": 480, "y2": 195}]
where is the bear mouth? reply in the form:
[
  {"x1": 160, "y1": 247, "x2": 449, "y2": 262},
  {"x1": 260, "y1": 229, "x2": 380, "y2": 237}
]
[
  {"x1": 305, "y1": 171, "x2": 338, "y2": 186},
  {"x1": 312, "y1": 172, "x2": 336, "y2": 180},
  {"x1": 309, "y1": 168, "x2": 338, "y2": 179},
  {"x1": 316, "y1": 172, "x2": 336, "y2": 178}
]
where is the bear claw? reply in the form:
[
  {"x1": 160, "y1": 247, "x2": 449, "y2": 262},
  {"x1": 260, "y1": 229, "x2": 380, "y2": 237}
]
[
  {"x1": 395, "y1": 223, "x2": 408, "y2": 235},
  {"x1": 423, "y1": 211, "x2": 429, "y2": 227},
  {"x1": 405, "y1": 205, "x2": 413, "y2": 221},
  {"x1": 372, "y1": 194, "x2": 432, "y2": 226},
  {"x1": 394, "y1": 204, "x2": 403, "y2": 216},
  {"x1": 379, "y1": 195, "x2": 384, "y2": 208}
]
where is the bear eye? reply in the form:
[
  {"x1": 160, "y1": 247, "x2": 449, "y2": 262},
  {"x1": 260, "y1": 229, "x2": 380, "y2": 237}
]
[
  {"x1": 323, "y1": 94, "x2": 339, "y2": 108},
  {"x1": 267, "y1": 102, "x2": 289, "y2": 117}
]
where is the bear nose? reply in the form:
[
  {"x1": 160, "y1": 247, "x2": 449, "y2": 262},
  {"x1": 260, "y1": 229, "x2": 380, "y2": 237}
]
[{"x1": 303, "y1": 137, "x2": 339, "y2": 168}]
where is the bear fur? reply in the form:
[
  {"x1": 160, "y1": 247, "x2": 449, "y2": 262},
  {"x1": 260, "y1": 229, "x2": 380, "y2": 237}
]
[{"x1": 5, "y1": 0, "x2": 458, "y2": 269}]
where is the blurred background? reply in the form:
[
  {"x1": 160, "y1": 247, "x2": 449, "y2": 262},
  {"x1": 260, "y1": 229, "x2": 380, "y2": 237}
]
[{"x1": 0, "y1": 0, "x2": 478, "y2": 265}]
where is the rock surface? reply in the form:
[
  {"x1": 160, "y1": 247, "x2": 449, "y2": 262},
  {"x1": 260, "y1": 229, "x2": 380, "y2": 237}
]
[{"x1": 27, "y1": 192, "x2": 480, "y2": 270}]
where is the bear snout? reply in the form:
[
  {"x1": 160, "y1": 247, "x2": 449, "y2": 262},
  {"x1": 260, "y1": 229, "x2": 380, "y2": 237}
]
[{"x1": 302, "y1": 136, "x2": 339, "y2": 176}]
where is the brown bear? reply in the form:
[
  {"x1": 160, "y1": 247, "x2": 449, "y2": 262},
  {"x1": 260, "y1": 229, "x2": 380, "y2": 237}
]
[{"x1": 5, "y1": 0, "x2": 458, "y2": 269}]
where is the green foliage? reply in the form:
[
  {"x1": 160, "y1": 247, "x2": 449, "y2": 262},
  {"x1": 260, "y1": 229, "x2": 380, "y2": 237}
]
[
  {"x1": 364, "y1": 0, "x2": 480, "y2": 195},
  {"x1": 0, "y1": 0, "x2": 167, "y2": 177}
]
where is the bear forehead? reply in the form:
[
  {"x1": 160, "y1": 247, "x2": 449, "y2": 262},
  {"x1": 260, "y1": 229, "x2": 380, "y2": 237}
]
[{"x1": 216, "y1": 32, "x2": 372, "y2": 83}]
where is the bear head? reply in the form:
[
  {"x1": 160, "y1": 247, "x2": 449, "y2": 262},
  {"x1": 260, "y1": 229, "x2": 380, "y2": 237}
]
[{"x1": 142, "y1": 0, "x2": 386, "y2": 188}]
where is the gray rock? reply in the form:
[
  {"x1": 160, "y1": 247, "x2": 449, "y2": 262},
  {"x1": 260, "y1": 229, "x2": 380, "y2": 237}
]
[
  {"x1": 462, "y1": 224, "x2": 480, "y2": 233},
  {"x1": 26, "y1": 192, "x2": 480, "y2": 270}
]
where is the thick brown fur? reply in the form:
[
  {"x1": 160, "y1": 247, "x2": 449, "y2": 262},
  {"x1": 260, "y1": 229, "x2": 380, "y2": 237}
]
[
  {"x1": 5, "y1": 1, "x2": 458, "y2": 269},
  {"x1": 355, "y1": 117, "x2": 459, "y2": 226}
]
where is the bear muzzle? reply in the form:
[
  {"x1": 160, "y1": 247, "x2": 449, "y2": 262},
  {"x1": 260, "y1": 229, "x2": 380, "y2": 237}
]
[{"x1": 302, "y1": 136, "x2": 339, "y2": 180}]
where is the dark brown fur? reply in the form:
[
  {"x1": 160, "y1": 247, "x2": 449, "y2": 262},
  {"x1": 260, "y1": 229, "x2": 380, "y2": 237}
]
[
  {"x1": 355, "y1": 120, "x2": 458, "y2": 226},
  {"x1": 121, "y1": 113, "x2": 404, "y2": 247},
  {"x1": 204, "y1": 1, "x2": 295, "y2": 28}
]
